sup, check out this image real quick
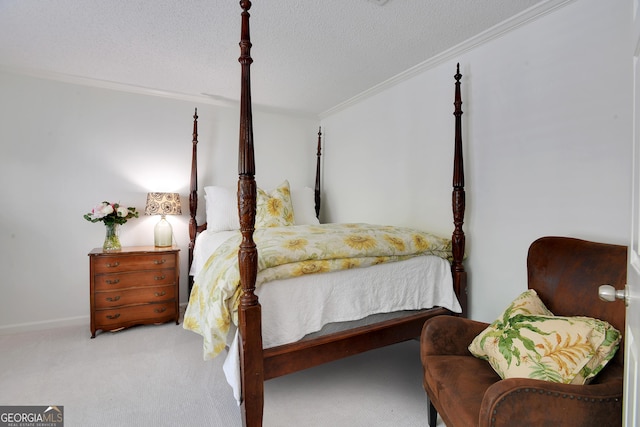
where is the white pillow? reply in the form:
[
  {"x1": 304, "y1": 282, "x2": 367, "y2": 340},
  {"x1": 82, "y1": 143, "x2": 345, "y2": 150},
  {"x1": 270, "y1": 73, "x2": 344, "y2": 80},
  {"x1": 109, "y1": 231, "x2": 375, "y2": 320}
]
[
  {"x1": 204, "y1": 186, "x2": 240, "y2": 232},
  {"x1": 291, "y1": 187, "x2": 320, "y2": 225}
]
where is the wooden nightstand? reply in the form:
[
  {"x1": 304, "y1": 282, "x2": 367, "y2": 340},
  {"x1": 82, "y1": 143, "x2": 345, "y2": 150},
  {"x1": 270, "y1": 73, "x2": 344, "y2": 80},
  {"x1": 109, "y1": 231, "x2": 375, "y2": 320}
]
[{"x1": 88, "y1": 246, "x2": 180, "y2": 338}]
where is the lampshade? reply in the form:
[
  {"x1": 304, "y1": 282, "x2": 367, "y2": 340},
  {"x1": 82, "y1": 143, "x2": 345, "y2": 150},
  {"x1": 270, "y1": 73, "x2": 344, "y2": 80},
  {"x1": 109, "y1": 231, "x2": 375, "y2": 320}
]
[
  {"x1": 145, "y1": 193, "x2": 181, "y2": 247},
  {"x1": 144, "y1": 192, "x2": 182, "y2": 216}
]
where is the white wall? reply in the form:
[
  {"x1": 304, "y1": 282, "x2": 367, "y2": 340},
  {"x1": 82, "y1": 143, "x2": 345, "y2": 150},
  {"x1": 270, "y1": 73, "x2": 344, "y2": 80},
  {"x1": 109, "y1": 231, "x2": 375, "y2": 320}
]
[
  {"x1": 321, "y1": 0, "x2": 632, "y2": 322},
  {"x1": 0, "y1": 0, "x2": 631, "y2": 331},
  {"x1": 0, "y1": 72, "x2": 318, "y2": 332}
]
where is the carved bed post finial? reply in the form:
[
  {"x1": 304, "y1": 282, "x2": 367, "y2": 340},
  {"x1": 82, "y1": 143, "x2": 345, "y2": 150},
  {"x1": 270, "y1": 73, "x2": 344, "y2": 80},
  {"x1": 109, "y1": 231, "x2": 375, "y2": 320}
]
[
  {"x1": 188, "y1": 108, "x2": 199, "y2": 295},
  {"x1": 452, "y1": 63, "x2": 467, "y2": 316},
  {"x1": 315, "y1": 127, "x2": 322, "y2": 218}
]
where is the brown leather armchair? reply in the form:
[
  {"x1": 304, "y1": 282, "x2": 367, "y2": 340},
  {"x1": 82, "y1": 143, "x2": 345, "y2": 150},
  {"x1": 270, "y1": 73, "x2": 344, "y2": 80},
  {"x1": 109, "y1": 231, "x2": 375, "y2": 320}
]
[{"x1": 421, "y1": 236, "x2": 627, "y2": 427}]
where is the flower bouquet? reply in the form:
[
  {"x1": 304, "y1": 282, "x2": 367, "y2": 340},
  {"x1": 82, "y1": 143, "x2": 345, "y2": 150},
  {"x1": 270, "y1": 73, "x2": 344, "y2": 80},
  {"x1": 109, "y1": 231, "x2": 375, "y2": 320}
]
[{"x1": 84, "y1": 201, "x2": 139, "y2": 251}]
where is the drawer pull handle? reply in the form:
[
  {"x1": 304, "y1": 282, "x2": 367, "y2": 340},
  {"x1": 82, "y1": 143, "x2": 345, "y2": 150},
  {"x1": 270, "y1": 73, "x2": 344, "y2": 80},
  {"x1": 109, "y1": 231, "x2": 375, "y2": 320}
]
[
  {"x1": 154, "y1": 259, "x2": 166, "y2": 265},
  {"x1": 105, "y1": 279, "x2": 120, "y2": 285},
  {"x1": 106, "y1": 296, "x2": 121, "y2": 302},
  {"x1": 155, "y1": 307, "x2": 167, "y2": 313},
  {"x1": 155, "y1": 275, "x2": 166, "y2": 281},
  {"x1": 106, "y1": 262, "x2": 120, "y2": 268},
  {"x1": 106, "y1": 314, "x2": 121, "y2": 320},
  {"x1": 155, "y1": 291, "x2": 167, "y2": 297}
]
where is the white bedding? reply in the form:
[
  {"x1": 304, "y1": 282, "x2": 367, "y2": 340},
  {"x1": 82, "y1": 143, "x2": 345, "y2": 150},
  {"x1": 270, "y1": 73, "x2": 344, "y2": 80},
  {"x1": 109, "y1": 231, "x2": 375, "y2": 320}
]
[
  {"x1": 189, "y1": 230, "x2": 238, "y2": 277},
  {"x1": 190, "y1": 229, "x2": 462, "y2": 402}
]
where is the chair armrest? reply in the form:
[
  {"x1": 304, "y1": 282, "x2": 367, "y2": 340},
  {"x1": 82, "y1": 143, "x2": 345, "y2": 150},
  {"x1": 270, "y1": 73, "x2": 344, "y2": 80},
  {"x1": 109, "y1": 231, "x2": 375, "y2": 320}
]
[
  {"x1": 479, "y1": 377, "x2": 623, "y2": 427},
  {"x1": 421, "y1": 315, "x2": 489, "y2": 356}
]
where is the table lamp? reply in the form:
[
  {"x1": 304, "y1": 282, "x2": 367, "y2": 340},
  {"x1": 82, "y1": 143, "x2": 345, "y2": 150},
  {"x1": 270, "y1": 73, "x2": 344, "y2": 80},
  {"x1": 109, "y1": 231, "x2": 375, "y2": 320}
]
[{"x1": 144, "y1": 192, "x2": 181, "y2": 247}]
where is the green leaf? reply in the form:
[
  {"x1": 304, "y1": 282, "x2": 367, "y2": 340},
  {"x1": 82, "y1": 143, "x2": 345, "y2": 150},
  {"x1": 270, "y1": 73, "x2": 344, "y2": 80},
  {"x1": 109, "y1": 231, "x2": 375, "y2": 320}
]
[{"x1": 529, "y1": 360, "x2": 564, "y2": 383}]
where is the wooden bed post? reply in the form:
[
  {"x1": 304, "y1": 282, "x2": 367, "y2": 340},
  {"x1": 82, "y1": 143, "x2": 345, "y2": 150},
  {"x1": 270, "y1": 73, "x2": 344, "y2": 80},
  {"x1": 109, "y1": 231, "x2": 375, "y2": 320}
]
[
  {"x1": 188, "y1": 108, "x2": 199, "y2": 296},
  {"x1": 315, "y1": 127, "x2": 322, "y2": 218},
  {"x1": 452, "y1": 63, "x2": 468, "y2": 316},
  {"x1": 237, "y1": 1, "x2": 264, "y2": 426}
]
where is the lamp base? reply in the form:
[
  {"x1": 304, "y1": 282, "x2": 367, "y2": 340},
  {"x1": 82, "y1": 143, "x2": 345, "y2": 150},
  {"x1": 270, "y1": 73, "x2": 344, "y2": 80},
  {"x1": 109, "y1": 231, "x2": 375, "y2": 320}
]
[{"x1": 154, "y1": 216, "x2": 173, "y2": 247}]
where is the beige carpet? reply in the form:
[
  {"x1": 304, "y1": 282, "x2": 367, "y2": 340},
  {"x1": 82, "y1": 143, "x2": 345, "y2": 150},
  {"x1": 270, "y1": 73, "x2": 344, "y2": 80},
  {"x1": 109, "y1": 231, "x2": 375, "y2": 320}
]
[{"x1": 0, "y1": 321, "x2": 445, "y2": 426}]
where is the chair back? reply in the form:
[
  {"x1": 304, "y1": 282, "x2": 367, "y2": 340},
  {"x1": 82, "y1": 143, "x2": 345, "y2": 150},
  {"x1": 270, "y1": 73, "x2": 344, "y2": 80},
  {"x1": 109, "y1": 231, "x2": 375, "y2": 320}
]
[{"x1": 527, "y1": 236, "x2": 627, "y2": 367}]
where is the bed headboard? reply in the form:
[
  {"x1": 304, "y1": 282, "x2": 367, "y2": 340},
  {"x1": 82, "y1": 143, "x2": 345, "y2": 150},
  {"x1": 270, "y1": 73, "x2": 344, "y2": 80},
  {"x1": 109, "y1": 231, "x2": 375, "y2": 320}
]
[{"x1": 188, "y1": 108, "x2": 205, "y2": 279}]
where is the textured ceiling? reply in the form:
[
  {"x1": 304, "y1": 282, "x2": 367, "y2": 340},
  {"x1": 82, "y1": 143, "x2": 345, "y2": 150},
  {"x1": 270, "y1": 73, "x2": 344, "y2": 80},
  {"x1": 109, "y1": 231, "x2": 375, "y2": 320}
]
[{"x1": 0, "y1": 0, "x2": 552, "y2": 116}]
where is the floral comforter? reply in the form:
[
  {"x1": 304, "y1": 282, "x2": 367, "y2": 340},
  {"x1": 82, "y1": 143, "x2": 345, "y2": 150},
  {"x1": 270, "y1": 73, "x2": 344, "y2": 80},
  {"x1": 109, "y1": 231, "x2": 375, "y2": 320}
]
[{"x1": 183, "y1": 223, "x2": 452, "y2": 359}]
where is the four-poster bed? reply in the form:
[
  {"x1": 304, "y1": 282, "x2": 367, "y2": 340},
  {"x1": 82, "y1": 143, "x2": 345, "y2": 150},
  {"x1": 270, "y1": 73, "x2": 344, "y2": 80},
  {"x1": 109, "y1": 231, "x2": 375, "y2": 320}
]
[{"x1": 184, "y1": 2, "x2": 467, "y2": 426}]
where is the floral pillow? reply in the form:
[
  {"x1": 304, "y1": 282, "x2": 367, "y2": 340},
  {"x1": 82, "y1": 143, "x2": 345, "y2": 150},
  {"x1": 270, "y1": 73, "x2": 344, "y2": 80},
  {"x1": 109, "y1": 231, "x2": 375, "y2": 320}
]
[
  {"x1": 256, "y1": 180, "x2": 295, "y2": 228},
  {"x1": 469, "y1": 290, "x2": 621, "y2": 385},
  {"x1": 469, "y1": 289, "x2": 553, "y2": 358}
]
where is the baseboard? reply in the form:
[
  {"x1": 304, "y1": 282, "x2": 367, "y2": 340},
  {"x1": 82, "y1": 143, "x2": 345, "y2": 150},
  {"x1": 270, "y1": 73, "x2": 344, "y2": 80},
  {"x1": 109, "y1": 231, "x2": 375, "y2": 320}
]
[
  {"x1": 0, "y1": 315, "x2": 89, "y2": 336},
  {"x1": 0, "y1": 303, "x2": 189, "y2": 336}
]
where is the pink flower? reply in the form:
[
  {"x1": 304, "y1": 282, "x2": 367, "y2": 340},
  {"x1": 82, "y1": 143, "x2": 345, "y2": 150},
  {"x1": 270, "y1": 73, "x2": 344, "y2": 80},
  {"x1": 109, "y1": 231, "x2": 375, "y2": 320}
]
[
  {"x1": 92, "y1": 202, "x2": 113, "y2": 219},
  {"x1": 84, "y1": 201, "x2": 139, "y2": 225}
]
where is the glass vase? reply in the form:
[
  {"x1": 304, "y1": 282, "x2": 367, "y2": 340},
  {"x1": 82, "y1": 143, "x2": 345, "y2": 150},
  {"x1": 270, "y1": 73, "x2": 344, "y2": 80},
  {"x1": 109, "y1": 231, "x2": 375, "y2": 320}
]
[{"x1": 103, "y1": 223, "x2": 121, "y2": 251}]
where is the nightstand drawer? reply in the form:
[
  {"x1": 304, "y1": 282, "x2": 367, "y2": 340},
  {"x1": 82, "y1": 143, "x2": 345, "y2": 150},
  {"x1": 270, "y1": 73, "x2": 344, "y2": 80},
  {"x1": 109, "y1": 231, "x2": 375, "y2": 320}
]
[
  {"x1": 94, "y1": 285, "x2": 176, "y2": 308},
  {"x1": 92, "y1": 253, "x2": 176, "y2": 274},
  {"x1": 89, "y1": 246, "x2": 180, "y2": 338},
  {"x1": 94, "y1": 269, "x2": 176, "y2": 291},
  {"x1": 95, "y1": 302, "x2": 176, "y2": 328}
]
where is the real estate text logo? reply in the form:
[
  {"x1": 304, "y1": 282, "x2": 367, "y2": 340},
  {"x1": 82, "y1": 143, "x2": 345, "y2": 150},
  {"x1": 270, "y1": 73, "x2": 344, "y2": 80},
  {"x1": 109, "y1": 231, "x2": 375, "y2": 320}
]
[{"x1": 0, "y1": 406, "x2": 63, "y2": 427}]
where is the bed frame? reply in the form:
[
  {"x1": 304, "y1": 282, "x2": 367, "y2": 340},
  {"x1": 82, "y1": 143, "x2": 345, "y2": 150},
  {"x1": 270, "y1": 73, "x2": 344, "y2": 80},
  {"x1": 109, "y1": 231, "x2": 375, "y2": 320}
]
[{"x1": 188, "y1": 2, "x2": 467, "y2": 426}]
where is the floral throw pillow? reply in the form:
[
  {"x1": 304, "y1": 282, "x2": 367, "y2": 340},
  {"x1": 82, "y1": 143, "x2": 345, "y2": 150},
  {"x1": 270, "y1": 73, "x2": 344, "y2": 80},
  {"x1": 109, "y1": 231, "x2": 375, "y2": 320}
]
[
  {"x1": 469, "y1": 290, "x2": 621, "y2": 384},
  {"x1": 256, "y1": 180, "x2": 295, "y2": 228},
  {"x1": 469, "y1": 289, "x2": 553, "y2": 358}
]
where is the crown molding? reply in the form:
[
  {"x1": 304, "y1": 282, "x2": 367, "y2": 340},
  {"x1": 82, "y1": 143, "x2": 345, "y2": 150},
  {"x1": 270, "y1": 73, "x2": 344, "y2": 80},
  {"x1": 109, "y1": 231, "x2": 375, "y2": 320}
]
[
  {"x1": 0, "y1": 64, "x2": 229, "y2": 105},
  {"x1": 319, "y1": 0, "x2": 575, "y2": 119},
  {"x1": 0, "y1": 64, "x2": 317, "y2": 119}
]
